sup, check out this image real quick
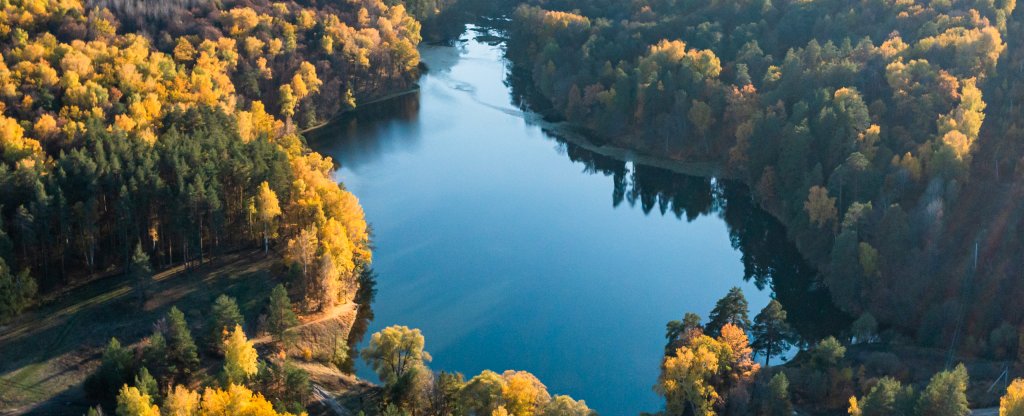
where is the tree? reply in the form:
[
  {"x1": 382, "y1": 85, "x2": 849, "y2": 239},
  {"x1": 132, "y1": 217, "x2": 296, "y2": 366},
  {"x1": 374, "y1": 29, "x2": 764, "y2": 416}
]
[
  {"x1": 85, "y1": 337, "x2": 134, "y2": 405},
  {"x1": 656, "y1": 334, "x2": 723, "y2": 416},
  {"x1": 851, "y1": 312, "x2": 878, "y2": 344},
  {"x1": 666, "y1": 312, "x2": 703, "y2": 343},
  {"x1": 811, "y1": 337, "x2": 846, "y2": 370},
  {"x1": 849, "y1": 377, "x2": 915, "y2": 416},
  {"x1": 285, "y1": 225, "x2": 318, "y2": 288},
  {"x1": 1000, "y1": 378, "x2": 1024, "y2": 416},
  {"x1": 256, "y1": 360, "x2": 311, "y2": 410},
  {"x1": 425, "y1": 371, "x2": 464, "y2": 415},
  {"x1": 689, "y1": 99, "x2": 715, "y2": 139},
  {"x1": 165, "y1": 307, "x2": 200, "y2": 382},
  {"x1": 719, "y1": 323, "x2": 760, "y2": 381},
  {"x1": 163, "y1": 385, "x2": 200, "y2": 416},
  {"x1": 266, "y1": 284, "x2": 298, "y2": 345},
  {"x1": 766, "y1": 372, "x2": 793, "y2": 416},
  {"x1": 805, "y1": 186, "x2": 838, "y2": 229},
  {"x1": 542, "y1": 395, "x2": 595, "y2": 416},
  {"x1": 223, "y1": 324, "x2": 259, "y2": 384},
  {"x1": 115, "y1": 385, "x2": 159, "y2": 416},
  {"x1": 210, "y1": 295, "x2": 244, "y2": 352},
  {"x1": 0, "y1": 257, "x2": 35, "y2": 324},
  {"x1": 706, "y1": 287, "x2": 751, "y2": 335},
  {"x1": 751, "y1": 300, "x2": 796, "y2": 366},
  {"x1": 460, "y1": 370, "x2": 505, "y2": 415},
  {"x1": 362, "y1": 326, "x2": 432, "y2": 386},
  {"x1": 199, "y1": 384, "x2": 282, "y2": 415},
  {"x1": 133, "y1": 367, "x2": 158, "y2": 398},
  {"x1": 255, "y1": 182, "x2": 281, "y2": 254},
  {"x1": 916, "y1": 364, "x2": 969, "y2": 416},
  {"x1": 279, "y1": 84, "x2": 296, "y2": 130},
  {"x1": 502, "y1": 370, "x2": 551, "y2": 416},
  {"x1": 129, "y1": 244, "x2": 151, "y2": 307}
]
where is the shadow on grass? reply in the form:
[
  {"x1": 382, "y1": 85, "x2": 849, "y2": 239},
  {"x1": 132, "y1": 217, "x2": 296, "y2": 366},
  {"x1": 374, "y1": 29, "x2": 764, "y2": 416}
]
[{"x1": 0, "y1": 250, "x2": 281, "y2": 414}]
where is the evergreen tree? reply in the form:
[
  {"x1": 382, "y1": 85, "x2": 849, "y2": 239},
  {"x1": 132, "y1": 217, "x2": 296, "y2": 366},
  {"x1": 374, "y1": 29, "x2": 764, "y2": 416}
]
[
  {"x1": 666, "y1": 312, "x2": 703, "y2": 342},
  {"x1": 129, "y1": 244, "x2": 151, "y2": 307},
  {"x1": 85, "y1": 338, "x2": 134, "y2": 405},
  {"x1": 766, "y1": 373, "x2": 793, "y2": 416},
  {"x1": 751, "y1": 300, "x2": 796, "y2": 366},
  {"x1": 706, "y1": 287, "x2": 751, "y2": 335},
  {"x1": 267, "y1": 284, "x2": 298, "y2": 345},
  {"x1": 0, "y1": 257, "x2": 35, "y2": 324},
  {"x1": 209, "y1": 294, "x2": 244, "y2": 352},
  {"x1": 850, "y1": 377, "x2": 915, "y2": 416},
  {"x1": 133, "y1": 367, "x2": 158, "y2": 399},
  {"x1": 165, "y1": 307, "x2": 200, "y2": 383}
]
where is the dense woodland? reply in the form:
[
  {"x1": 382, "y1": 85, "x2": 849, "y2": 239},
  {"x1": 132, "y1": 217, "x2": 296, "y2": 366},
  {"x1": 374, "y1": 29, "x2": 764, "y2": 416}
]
[
  {"x1": 10, "y1": 0, "x2": 1024, "y2": 413},
  {"x1": 506, "y1": 0, "x2": 1024, "y2": 354},
  {"x1": 0, "y1": 0, "x2": 600, "y2": 414},
  {"x1": 0, "y1": 0, "x2": 436, "y2": 321}
]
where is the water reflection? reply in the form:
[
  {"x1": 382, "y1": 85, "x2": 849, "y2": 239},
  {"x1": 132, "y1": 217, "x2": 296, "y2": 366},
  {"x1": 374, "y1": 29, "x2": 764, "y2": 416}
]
[
  {"x1": 308, "y1": 93, "x2": 422, "y2": 172},
  {"x1": 309, "y1": 28, "x2": 846, "y2": 414},
  {"x1": 552, "y1": 134, "x2": 849, "y2": 340}
]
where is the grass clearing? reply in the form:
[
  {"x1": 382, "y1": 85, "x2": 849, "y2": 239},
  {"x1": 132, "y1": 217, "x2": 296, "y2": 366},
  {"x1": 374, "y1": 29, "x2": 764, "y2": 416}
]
[{"x1": 0, "y1": 250, "x2": 283, "y2": 415}]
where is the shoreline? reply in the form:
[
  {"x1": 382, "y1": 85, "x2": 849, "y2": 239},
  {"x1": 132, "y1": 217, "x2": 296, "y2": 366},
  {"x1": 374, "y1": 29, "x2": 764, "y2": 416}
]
[{"x1": 299, "y1": 85, "x2": 422, "y2": 136}]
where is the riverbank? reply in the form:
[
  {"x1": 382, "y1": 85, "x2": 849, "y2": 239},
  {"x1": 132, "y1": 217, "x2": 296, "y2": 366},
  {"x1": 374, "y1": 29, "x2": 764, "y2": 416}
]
[{"x1": 301, "y1": 86, "x2": 422, "y2": 136}]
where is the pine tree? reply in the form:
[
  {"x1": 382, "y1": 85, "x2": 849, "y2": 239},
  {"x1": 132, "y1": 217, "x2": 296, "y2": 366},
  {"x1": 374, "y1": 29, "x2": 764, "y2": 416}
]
[
  {"x1": 267, "y1": 284, "x2": 298, "y2": 345},
  {"x1": 209, "y1": 294, "x2": 244, "y2": 352},
  {"x1": 129, "y1": 244, "x2": 151, "y2": 307},
  {"x1": 706, "y1": 287, "x2": 751, "y2": 335},
  {"x1": 165, "y1": 307, "x2": 200, "y2": 383},
  {"x1": 766, "y1": 373, "x2": 792, "y2": 416},
  {"x1": 751, "y1": 300, "x2": 796, "y2": 366},
  {"x1": 0, "y1": 257, "x2": 35, "y2": 324},
  {"x1": 133, "y1": 367, "x2": 158, "y2": 399}
]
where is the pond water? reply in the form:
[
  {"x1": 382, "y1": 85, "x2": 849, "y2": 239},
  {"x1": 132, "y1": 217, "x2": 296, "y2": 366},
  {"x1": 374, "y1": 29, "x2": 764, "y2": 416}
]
[{"x1": 310, "y1": 25, "x2": 841, "y2": 415}]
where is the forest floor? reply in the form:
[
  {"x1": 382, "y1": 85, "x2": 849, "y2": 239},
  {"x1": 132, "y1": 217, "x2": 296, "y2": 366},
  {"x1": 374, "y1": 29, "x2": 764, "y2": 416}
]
[{"x1": 0, "y1": 249, "x2": 284, "y2": 415}]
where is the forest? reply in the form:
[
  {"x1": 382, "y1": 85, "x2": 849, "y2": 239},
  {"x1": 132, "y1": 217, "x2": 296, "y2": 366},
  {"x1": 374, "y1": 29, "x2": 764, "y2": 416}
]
[
  {"x1": 0, "y1": 0, "x2": 599, "y2": 414},
  {"x1": 505, "y1": 0, "x2": 1024, "y2": 354},
  {"x1": 6, "y1": 0, "x2": 1024, "y2": 414}
]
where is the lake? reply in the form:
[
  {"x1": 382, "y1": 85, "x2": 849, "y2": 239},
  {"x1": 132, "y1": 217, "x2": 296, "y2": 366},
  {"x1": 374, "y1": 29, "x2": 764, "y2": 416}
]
[{"x1": 309, "y1": 25, "x2": 842, "y2": 415}]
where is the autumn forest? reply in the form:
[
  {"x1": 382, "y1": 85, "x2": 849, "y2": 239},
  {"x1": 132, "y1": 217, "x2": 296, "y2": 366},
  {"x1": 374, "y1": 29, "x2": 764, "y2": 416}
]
[{"x1": 4, "y1": 0, "x2": 1024, "y2": 414}]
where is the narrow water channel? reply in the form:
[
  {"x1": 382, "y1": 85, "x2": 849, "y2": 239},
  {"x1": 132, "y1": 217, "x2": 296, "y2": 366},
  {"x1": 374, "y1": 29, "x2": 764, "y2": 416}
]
[{"x1": 310, "y1": 25, "x2": 841, "y2": 415}]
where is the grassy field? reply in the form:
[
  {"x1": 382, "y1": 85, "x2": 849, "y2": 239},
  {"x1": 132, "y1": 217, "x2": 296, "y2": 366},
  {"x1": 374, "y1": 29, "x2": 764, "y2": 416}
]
[{"x1": 0, "y1": 250, "x2": 283, "y2": 415}]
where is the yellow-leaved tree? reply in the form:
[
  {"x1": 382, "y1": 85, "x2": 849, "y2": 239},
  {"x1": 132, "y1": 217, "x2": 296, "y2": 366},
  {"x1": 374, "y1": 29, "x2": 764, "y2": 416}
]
[
  {"x1": 1001, "y1": 379, "x2": 1024, "y2": 416},
  {"x1": 115, "y1": 385, "x2": 160, "y2": 416},
  {"x1": 223, "y1": 325, "x2": 258, "y2": 384},
  {"x1": 256, "y1": 181, "x2": 281, "y2": 254},
  {"x1": 501, "y1": 370, "x2": 551, "y2": 416},
  {"x1": 163, "y1": 385, "x2": 201, "y2": 416},
  {"x1": 199, "y1": 384, "x2": 291, "y2": 416}
]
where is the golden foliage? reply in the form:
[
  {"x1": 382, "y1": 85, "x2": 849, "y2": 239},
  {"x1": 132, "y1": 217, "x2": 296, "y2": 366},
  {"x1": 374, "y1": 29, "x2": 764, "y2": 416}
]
[
  {"x1": 1002, "y1": 379, "x2": 1024, "y2": 416},
  {"x1": 223, "y1": 325, "x2": 259, "y2": 383}
]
